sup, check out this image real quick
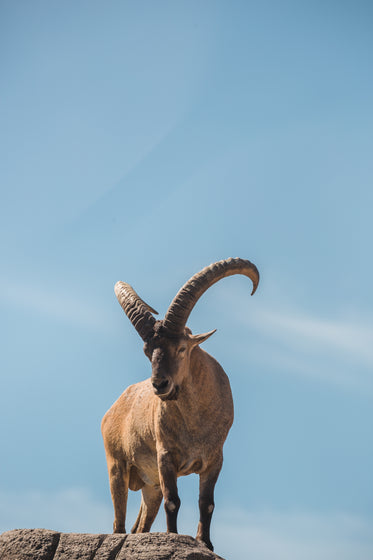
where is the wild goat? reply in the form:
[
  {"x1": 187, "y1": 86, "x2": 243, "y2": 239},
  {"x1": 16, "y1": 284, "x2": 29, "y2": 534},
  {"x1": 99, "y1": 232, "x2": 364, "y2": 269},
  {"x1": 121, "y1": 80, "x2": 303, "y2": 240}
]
[{"x1": 101, "y1": 257, "x2": 259, "y2": 550}]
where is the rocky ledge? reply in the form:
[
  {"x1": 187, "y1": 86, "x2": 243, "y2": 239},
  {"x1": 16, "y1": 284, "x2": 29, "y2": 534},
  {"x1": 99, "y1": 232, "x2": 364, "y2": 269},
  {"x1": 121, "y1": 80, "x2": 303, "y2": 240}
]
[{"x1": 0, "y1": 529, "x2": 226, "y2": 560}]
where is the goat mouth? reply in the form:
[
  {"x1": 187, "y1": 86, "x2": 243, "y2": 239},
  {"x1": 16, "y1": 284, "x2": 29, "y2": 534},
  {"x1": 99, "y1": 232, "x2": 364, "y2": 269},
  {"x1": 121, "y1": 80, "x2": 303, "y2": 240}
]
[{"x1": 158, "y1": 384, "x2": 179, "y2": 401}]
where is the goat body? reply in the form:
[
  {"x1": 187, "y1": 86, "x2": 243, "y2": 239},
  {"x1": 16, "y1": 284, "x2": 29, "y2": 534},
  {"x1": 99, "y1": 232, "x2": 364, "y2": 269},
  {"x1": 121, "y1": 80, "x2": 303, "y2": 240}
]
[{"x1": 101, "y1": 258, "x2": 259, "y2": 550}]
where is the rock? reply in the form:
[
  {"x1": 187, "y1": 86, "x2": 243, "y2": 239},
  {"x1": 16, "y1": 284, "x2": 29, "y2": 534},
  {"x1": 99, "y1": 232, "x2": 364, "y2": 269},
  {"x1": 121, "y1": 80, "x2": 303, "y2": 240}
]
[
  {"x1": 0, "y1": 529, "x2": 60, "y2": 560},
  {"x1": 54, "y1": 533, "x2": 105, "y2": 560},
  {"x1": 117, "y1": 533, "x2": 222, "y2": 560},
  {"x1": 94, "y1": 534, "x2": 127, "y2": 560},
  {"x1": 0, "y1": 529, "x2": 226, "y2": 560}
]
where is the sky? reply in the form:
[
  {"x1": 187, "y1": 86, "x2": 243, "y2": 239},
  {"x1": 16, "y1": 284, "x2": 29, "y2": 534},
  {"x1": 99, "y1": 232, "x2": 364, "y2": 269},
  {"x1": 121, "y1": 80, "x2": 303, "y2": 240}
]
[{"x1": 1, "y1": 1, "x2": 373, "y2": 558}]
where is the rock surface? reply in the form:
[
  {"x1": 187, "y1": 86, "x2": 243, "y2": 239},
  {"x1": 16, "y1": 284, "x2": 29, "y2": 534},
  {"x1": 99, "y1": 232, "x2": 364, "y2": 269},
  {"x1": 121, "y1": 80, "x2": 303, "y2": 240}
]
[{"x1": 0, "y1": 529, "x2": 226, "y2": 560}]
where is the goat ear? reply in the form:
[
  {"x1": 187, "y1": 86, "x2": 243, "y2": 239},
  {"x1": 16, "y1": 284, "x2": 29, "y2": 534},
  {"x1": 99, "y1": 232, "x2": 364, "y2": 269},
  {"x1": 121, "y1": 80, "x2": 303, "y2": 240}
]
[{"x1": 190, "y1": 329, "x2": 216, "y2": 346}]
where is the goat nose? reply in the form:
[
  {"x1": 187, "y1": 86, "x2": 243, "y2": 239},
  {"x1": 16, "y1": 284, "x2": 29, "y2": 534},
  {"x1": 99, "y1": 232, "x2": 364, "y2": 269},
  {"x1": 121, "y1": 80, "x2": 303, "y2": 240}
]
[{"x1": 152, "y1": 379, "x2": 169, "y2": 392}]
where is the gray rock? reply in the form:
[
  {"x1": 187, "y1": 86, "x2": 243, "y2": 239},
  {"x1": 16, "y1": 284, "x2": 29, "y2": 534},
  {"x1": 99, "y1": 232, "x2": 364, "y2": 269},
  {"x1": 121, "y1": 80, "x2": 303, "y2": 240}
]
[
  {"x1": 117, "y1": 532, "x2": 222, "y2": 560},
  {"x1": 54, "y1": 533, "x2": 105, "y2": 560},
  {"x1": 94, "y1": 534, "x2": 127, "y2": 560},
  {"x1": 0, "y1": 528, "x2": 60, "y2": 560},
  {"x1": 0, "y1": 530, "x2": 226, "y2": 560}
]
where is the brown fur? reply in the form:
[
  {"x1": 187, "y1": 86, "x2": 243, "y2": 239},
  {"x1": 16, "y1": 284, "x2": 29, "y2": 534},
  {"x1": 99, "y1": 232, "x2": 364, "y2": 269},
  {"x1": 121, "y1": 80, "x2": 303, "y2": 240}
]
[{"x1": 101, "y1": 331, "x2": 234, "y2": 551}]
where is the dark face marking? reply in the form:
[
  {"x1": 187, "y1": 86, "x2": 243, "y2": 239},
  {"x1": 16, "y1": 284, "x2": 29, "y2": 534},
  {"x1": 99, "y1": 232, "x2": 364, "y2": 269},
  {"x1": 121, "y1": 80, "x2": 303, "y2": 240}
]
[
  {"x1": 142, "y1": 324, "x2": 215, "y2": 401},
  {"x1": 144, "y1": 334, "x2": 190, "y2": 401}
]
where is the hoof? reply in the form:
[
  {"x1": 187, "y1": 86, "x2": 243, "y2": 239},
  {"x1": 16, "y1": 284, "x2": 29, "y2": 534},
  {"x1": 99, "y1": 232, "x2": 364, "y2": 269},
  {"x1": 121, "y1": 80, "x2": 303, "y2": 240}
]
[{"x1": 196, "y1": 536, "x2": 213, "y2": 551}]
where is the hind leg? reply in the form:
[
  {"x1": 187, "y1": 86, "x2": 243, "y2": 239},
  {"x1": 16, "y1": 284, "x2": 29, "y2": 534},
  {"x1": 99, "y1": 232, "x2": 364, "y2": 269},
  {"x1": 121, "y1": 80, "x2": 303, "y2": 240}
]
[
  {"x1": 131, "y1": 484, "x2": 163, "y2": 533},
  {"x1": 106, "y1": 456, "x2": 130, "y2": 533}
]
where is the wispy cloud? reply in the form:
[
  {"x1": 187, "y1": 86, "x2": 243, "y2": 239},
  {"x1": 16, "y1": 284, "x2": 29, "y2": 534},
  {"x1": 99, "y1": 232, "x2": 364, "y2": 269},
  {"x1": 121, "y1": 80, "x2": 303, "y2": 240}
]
[
  {"x1": 240, "y1": 305, "x2": 373, "y2": 391},
  {"x1": 0, "y1": 487, "x2": 113, "y2": 534},
  {"x1": 213, "y1": 508, "x2": 373, "y2": 560},
  {"x1": 254, "y1": 308, "x2": 373, "y2": 367},
  {"x1": 0, "y1": 277, "x2": 113, "y2": 332},
  {"x1": 206, "y1": 286, "x2": 373, "y2": 392}
]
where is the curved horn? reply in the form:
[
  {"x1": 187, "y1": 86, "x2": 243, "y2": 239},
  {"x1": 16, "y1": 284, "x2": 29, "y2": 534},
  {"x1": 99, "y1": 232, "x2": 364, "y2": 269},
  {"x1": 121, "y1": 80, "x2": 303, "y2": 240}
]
[
  {"x1": 163, "y1": 257, "x2": 259, "y2": 337},
  {"x1": 114, "y1": 281, "x2": 158, "y2": 341}
]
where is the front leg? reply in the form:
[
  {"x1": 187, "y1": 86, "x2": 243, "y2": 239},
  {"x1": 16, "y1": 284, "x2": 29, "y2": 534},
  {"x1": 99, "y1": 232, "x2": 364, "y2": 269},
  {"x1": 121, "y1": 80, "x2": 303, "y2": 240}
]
[
  {"x1": 158, "y1": 450, "x2": 180, "y2": 533},
  {"x1": 196, "y1": 455, "x2": 223, "y2": 551}
]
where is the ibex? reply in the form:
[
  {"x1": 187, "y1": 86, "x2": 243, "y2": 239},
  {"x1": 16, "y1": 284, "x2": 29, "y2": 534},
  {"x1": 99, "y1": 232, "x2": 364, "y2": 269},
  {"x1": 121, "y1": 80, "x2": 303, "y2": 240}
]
[{"x1": 101, "y1": 258, "x2": 259, "y2": 550}]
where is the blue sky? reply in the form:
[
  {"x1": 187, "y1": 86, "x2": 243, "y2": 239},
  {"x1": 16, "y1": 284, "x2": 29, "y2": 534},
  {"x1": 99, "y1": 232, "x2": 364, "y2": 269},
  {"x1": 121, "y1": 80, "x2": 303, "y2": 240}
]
[{"x1": 1, "y1": 1, "x2": 373, "y2": 558}]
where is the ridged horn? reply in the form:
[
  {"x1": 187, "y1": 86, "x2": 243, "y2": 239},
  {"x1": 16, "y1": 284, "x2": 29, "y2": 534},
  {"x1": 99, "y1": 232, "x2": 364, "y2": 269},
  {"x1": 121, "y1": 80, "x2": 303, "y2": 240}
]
[
  {"x1": 163, "y1": 257, "x2": 259, "y2": 337},
  {"x1": 114, "y1": 281, "x2": 158, "y2": 341}
]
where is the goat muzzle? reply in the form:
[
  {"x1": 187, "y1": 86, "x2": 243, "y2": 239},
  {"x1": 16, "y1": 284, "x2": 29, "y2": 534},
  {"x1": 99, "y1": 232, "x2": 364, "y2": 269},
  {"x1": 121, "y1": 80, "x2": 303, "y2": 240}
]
[
  {"x1": 152, "y1": 379, "x2": 179, "y2": 401},
  {"x1": 152, "y1": 379, "x2": 169, "y2": 393}
]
